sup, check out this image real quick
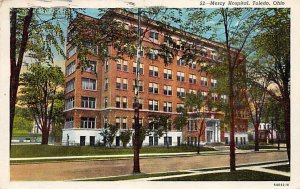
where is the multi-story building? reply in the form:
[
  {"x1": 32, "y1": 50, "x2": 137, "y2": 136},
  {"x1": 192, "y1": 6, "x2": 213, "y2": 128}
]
[{"x1": 62, "y1": 9, "x2": 248, "y2": 146}]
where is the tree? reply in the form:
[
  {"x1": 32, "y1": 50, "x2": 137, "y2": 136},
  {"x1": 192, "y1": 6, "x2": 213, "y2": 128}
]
[
  {"x1": 185, "y1": 92, "x2": 207, "y2": 154},
  {"x1": 13, "y1": 116, "x2": 32, "y2": 133},
  {"x1": 100, "y1": 124, "x2": 119, "y2": 148},
  {"x1": 18, "y1": 64, "x2": 64, "y2": 144},
  {"x1": 10, "y1": 8, "x2": 76, "y2": 145},
  {"x1": 120, "y1": 129, "x2": 132, "y2": 148},
  {"x1": 50, "y1": 99, "x2": 64, "y2": 143},
  {"x1": 253, "y1": 9, "x2": 290, "y2": 163},
  {"x1": 148, "y1": 114, "x2": 172, "y2": 148},
  {"x1": 244, "y1": 61, "x2": 269, "y2": 151}
]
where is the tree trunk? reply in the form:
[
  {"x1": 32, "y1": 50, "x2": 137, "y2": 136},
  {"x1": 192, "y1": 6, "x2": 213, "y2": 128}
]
[
  {"x1": 197, "y1": 131, "x2": 200, "y2": 154},
  {"x1": 254, "y1": 122, "x2": 259, "y2": 151},
  {"x1": 229, "y1": 67, "x2": 236, "y2": 172},
  {"x1": 133, "y1": 99, "x2": 141, "y2": 174},
  {"x1": 277, "y1": 132, "x2": 281, "y2": 150}
]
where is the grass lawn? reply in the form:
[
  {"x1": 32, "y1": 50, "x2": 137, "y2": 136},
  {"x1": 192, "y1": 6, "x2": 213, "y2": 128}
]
[
  {"x1": 10, "y1": 145, "x2": 215, "y2": 158},
  {"x1": 156, "y1": 170, "x2": 290, "y2": 181},
  {"x1": 237, "y1": 145, "x2": 279, "y2": 150},
  {"x1": 81, "y1": 171, "x2": 191, "y2": 181},
  {"x1": 265, "y1": 164, "x2": 290, "y2": 172}
]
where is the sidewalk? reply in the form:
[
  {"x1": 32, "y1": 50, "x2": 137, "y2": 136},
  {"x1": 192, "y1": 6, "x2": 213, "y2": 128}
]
[{"x1": 11, "y1": 148, "x2": 284, "y2": 162}]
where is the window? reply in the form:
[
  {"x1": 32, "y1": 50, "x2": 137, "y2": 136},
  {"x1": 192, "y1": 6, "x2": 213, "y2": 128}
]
[
  {"x1": 105, "y1": 59, "x2": 109, "y2": 71},
  {"x1": 149, "y1": 66, "x2": 158, "y2": 77},
  {"x1": 123, "y1": 97, "x2": 127, "y2": 108},
  {"x1": 116, "y1": 59, "x2": 122, "y2": 71},
  {"x1": 211, "y1": 79, "x2": 217, "y2": 88},
  {"x1": 212, "y1": 93, "x2": 218, "y2": 102},
  {"x1": 188, "y1": 120, "x2": 197, "y2": 131},
  {"x1": 80, "y1": 117, "x2": 95, "y2": 129},
  {"x1": 189, "y1": 74, "x2": 197, "y2": 84},
  {"x1": 65, "y1": 97, "x2": 74, "y2": 110},
  {"x1": 163, "y1": 101, "x2": 172, "y2": 112},
  {"x1": 132, "y1": 118, "x2": 143, "y2": 128},
  {"x1": 221, "y1": 95, "x2": 227, "y2": 103},
  {"x1": 104, "y1": 78, "x2": 108, "y2": 90},
  {"x1": 104, "y1": 97, "x2": 108, "y2": 108},
  {"x1": 104, "y1": 117, "x2": 108, "y2": 128},
  {"x1": 148, "y1": 49, "x2": 158, "y2": 60},
  {"x1": 116, "y1": 77, "x2": 121, "y2": 89},
  {"x1": 122, "y1": 117, "x2": 127, "y2": 129},
  {"x1": 201, "y1": 77, "x2": 208, "y2": 86},
  {"x1": 65, "y1": 117, "x2": 74, "y2": 128},
  {"x1": 133, "y1": 98, "x2": 143, "y2": 109},
  {"x1": 133, "y1": 62, "x2": 144, "y2": 74},
  {"x1": 149, "y1": 83, "x2": 159, "y2": 94},
  {"x1": 67, "y1": 46, "x2": 77, "y2": 58},
  {"x1": 164, "y1": 69, "x2": 172, "y2": 80},
  {"x1": 66, "y1": 61, "x2": 76, "y2": 76},
  {"x1": 82, "y1": 78, "x2": 96, "y2": 90},
  {"x1": 177, "y1": 71, "x2": 185, "y2": 82},
  {"x1": 189, "y1": 61, "x2": 196, "y2": 69},
  {"x1": 164, "y1": 85, "x2": 172, "y2": 96},
  {"x1": 66, "y1": 79, "x2": 75, "y2": 93},
  {"x1": 177, "y1": 56, "x2": 185, "y2": 66},
  {"x1": 122, "y1": 78, "x2": 128, "y2": 90},
  {"x1": 149, "y1": 100, "x2": 159, "y2": 111},
  {"x1": 149, "y1": 31, "x2": 159, "y2": 41},
  {"x1": 189, "y1": 89, "x2": 197, "y2": 94},
  {"x1": 116, "y1": 117, "x2": 120, "y2": 128},
  {"x1": 164, "y1": 137, "x2": 172, "y2": 146},
  {"x1": 177, "y1": 87, "x2": 185, "y2": 97},
  {"x1": 201, "y1": 91, "x2": 208, "y2": 100},
  {"x1": 116, "y1": 96, "x2": 121, "y2": 108},
  {"x1": 133, "y1": 80, "x2": 143, "y2": 92},
  {"x1": 123, "y1": 60, "x2": 128, "y2": 71},
  {"x1": 81, "y1": 97, "x2": 96, "y2": 109},
  {"x1": 84, "y1": 60, "x2": 96, "y2": 73}
]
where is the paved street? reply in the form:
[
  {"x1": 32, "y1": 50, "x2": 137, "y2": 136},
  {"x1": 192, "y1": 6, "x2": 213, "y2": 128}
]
[{"x1": 10, "y1": 151, "x2": 288, "y2": 181}]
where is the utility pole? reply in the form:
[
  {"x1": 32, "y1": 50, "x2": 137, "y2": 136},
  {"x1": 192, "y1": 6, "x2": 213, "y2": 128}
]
[{"x1": 133, "y1": 8, "x2": 142, "y2": 174}]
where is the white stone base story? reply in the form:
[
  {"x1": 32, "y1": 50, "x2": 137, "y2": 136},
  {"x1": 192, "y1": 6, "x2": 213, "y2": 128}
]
[
  {"x1": 224, "y1": 132, "x2": 249, "y2": 145},
  {"x1": 62, "y1": 128, "x2": 182, "y2": 147}
]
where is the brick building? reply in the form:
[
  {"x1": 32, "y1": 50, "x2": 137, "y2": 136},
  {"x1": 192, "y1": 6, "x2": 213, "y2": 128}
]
[{"x1": 62, "y1": 9, "x2": 248, "y2": 146}]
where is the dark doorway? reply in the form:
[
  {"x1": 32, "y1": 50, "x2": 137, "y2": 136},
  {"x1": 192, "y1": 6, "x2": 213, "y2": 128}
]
[
  {"x1": 177, "y1": 137, "x2": 181, "y2": 146},
  {"x1": 116, "y1": 136, "x2": 120, "y2": 147},
  {"x1": 90, "y1": 136, "x2": 95, "y2": 146},
  {"x1": 80, "y1": 136, "x2": 86, "y2": 146}
]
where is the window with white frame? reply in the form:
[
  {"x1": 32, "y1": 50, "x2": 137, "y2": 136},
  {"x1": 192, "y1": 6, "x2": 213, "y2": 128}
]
[
  {"x1": 164, "y1": 85, "x2": 172, "y2": 96},
  {"x1": 81, "y1": 96, "x2": 96, "y2": 109},
  {"x1": 189, "y1": 61, "x2": 196, "y2": 69},
  {"x1": 148, "y1": 49, "x2": 158, "y2": 60},
  {"x1": 82, "y1": 78, "x2": 96, "y2": 90},
  {"x1": 212, "y1": 93, "x2": 218, "y2": 101},
  {"x1": 188, "y1": 119, "x2": 197, "y2": 131},
  {"x1": 164, "y1": 68, "x2": 172, "y2": 79},
  {"x1": 211, "y1": 79, "x2": 217, "y2": 88},
  {"x1": 149, "y1": 66, "x2": 159, "y2": 77},
  {"x1": 123, "y1": 60, "x2": 128, "y2": 71},
  {"x1": 176, "y1": 103, "x2": 184, "y2": 112},
  {"x1": 67, "y1": 46, "x2": 77, "y2": 58},
  {"x1": 116, "y1": 117, "x2": 120, "y2": 128},
  {"x1": 116, "y1": 59, "x2": 122, "y2": 71},
  {"x1": 177, "y1": 56, "x2": 185, "y2": 66},
  {"x1": 84, "y1": 60, "x2": 96, "y2": 73},
  {"x1": 163, "y1": 101, "x2": 172, "y2": 112},
  {"x1": 133, "y1": 62, "x2": 144, "y2": 74},
  {"x1": 116, "y1": 77, "x2": 121, "y2": 89},
  {"x1": 201, "y1": 76, "x2": 208, "y2": 86},
  {"x1": 201, "y1": 91, "x2": 208, "y2": 99},
  {"x1": 122, "y1": 117, "x2": 127, "y2": 129},
  {"x1": 149, "y1": 83, "x2": 159, "y2": 94},
  {"x1": 66, "y1": 61, "x2": 76, "y2": 76},
  {"x1": 80, "y1": 117, "x2": 95, "y2": 129},
  {"x1": 189, "y1": 74, "x2": 197, "y2": 84},
  {"x1": 123, "y1": 78, "x2": 128, "y2": 90},
  {"x1": 116, "y1": 96, "x2": 121, "y2": 108},
  {"x1": 149, "y1": 100, "x2": 159, "y2": 111},
  {"x1": 133, "y1": 98, "x2": 143, "y2": 109},
  {"x1": 65, "y1": 117, "x2": 74, "y2": 128},
  {"x1": 123, "y1": 97, "x2": 127, "y2": 108},
  {"x1": 177, "y1": 71, "x2": 185, "y2": 82},
  {"x1": 177, "y1": 87, "x2": 185, "y2": 97},
  {"x1": 133, "y1": 80, "x2": 143, "y2": 92},
  {"x1": 65, "y1": 97, "x2": 74, "y2": 110},
  {"x1": 104, "y1": 97, "x2": 108, "y2": 108},
  {"x1": 104, "y1": 78, "x2": 108, "y2": 90},
  {"x1": 149, "y1": 31, "x2": 159, "y2": 41},
  {"x1": 66, "y1": 79, "x2": 75, "y2": 93}
]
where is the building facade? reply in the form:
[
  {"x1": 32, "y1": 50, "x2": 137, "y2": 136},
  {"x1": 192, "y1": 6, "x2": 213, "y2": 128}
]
[{"x1": 62, "y1": 9, "x2": 248, "y2": 147}]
